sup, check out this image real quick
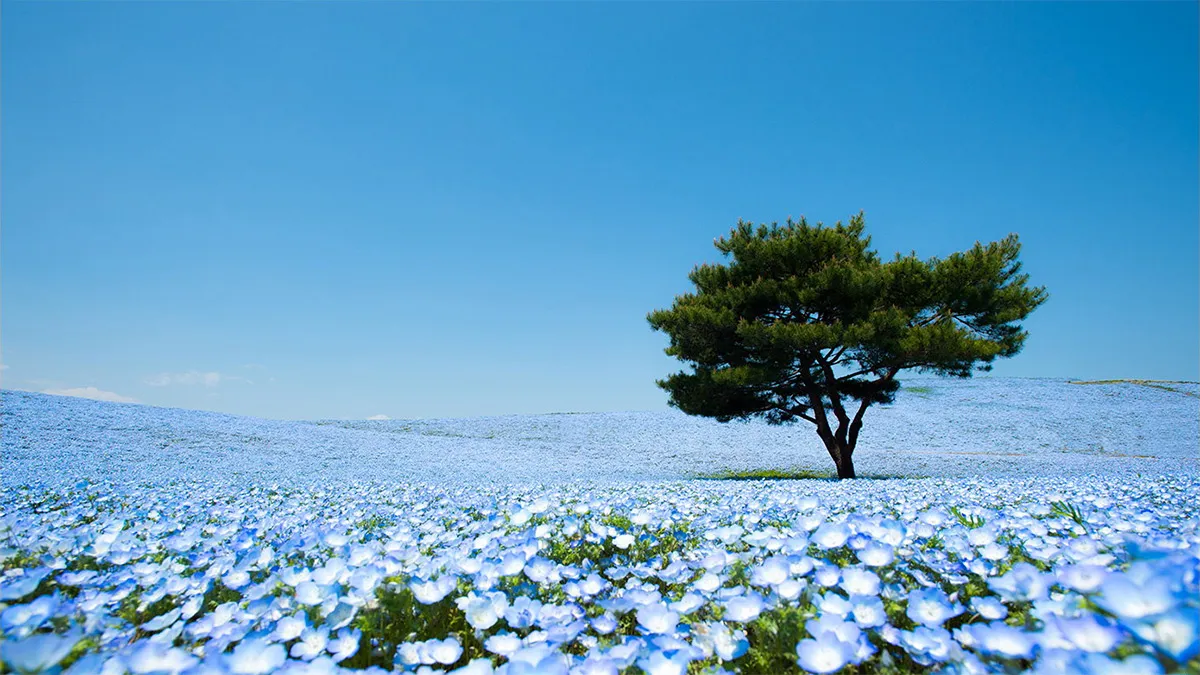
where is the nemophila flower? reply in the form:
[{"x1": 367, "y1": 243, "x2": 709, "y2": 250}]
[
  {"x1": 285, "y1": 655, "x2": 344, "y2": 675},
  {"x1": 457, "y1": 592, "x2": 507, "y2": 630},
  {"x1": 849, "y1": 595, "x2": 887, "y2": 628},
  {"x1": 572, "y1": 655, "x2": 619, "y2": 675},
  {"x1": 900, "y1": 626, "x2": 956, "y2": 665},
  {"x1": 507, "y1": 644, "x2": 565, "y2": 672},
  {"x1": 323, "y1": 602, "x2": 358, "y2": 631},
  {"x1": 968, "y1": 596, "x2": 1007, "y2": 621},
  {"x1": 818, "y1": 593, "x2": 853, "y2": 618},
  {"x1": 906, "y1": 587, "x2": 963, "y2": 627},
  {"x1": 348, "y1": 568, "x2": 382, "y2": 594},
  {"x1": 709, "y1": 526, "x2": 744, "y2": 546},
  {"x1": 421, "y1": 637, "x2": 463, "y2": 666},
  {"x1": 638, "y1": 603, "x2": 680, "y2": 634},
  {"x1": 326, "y1": 627, "x2": 361, "y2": 663},
  {"x1": 966, "y1": 526, "x2": 998, "y2": 547},
  {"x1": 789, "y1": 556, "x2": 815, "y2": 577},
  {"x1": 694, "y1": 622, "x2": 748, "y2": 661},
  {"x1": 839, "y1": 568, "x2": 880, "y2": 596},
  {"x1": 604, "y1": 639, "x2": 644, "y2": 669},
  {"x1": 978, "y1": 543, "x2": 1009, "y2": 561},
  {"x1": 1049, "y1": 653, "x2": 1168, "y2": 675},
  {"x1": 814, "y1": 564, "x2": 841, "y2": 588},
  {"x1": 485, "y1": 632, "x2": 523, "y2": 657},
  {"x1": 777, "y1": 578, "x2": 806, "y2": 600},
  {"x1": 812, "y1": 522, "x2": 850, "y2": 549},
  {"x1": 1, "y1": 593, "x2": 60, "y2": 637},
  {"x1": 293, "y1": 581, "x2": 326, "y2": 606},
  {"x1": 395, "y1": 642, "x2": 423, "y2": 668},
  {"x1": 181, "y1": 596, "x2": 203, "y2": 620},
  {"x1": 1095, "y1": 572, "x2": 1178, "y2": 621},
  {"x1": 1057, "y1": 563, "x2": 1110, "y2": 593},
  {"x1": 524, "y1": 558, "x2": 556, "y2": 584},
  {"x1": 846, "y1": 533, "x2": 871, "y2": 551},
  {"x1": 578, "y1": 573, "x2": 606, "y2": 596},
  {"x1": 637, "y1": 649, "x2": 693, "y2": 675},
  {"x1": 590, "y1": 614, "x2": 618, "y2": 635},
  {"x1": 142, "y1": 608, "x2": 182, "y2": 633},
  {"x1": 1127, "y1": 605, "x2": 1200, "y2": 663},
  {"x1": 224, "y1": 570, "x2": 251, "y2": 589},
  {"x1": 280, "y1": 567, "x2": 311, "y2": 587},
  {"x1": 988, "y1": 562, "x2": 1049, "y2": 602},
  {"x1": 613, "y1": 534, "x2": 635, "y2": 550},
  {"x1": 1, "y1": 629, "x2": 82, "y2": 675},
  {"x1": 670, "y1": 593, "x2": 705, "y2": 615},
  {"x1": 505, "y1": 596, "x2": 544, "y2": 629},
  {"x1": 750, "y1": 556, "x2": 789, "y2": 587},
  {"x1": 411, "y1": 577, "x2": 456, "y2": 605},
  {"x1": 1049, "y1": 614, "x2": 1123, "y2": 653},
  {"x1": 291, "y1": 626, "x2": 330, "y2": 660},
  {"x1": 856, "y1": 542, "x2": 894, "y2": 567},
  {"x1": 721, "y1": 593, "x2": 764, "y2": 622},
  {"x1": 0, "y1": 569, "x2": 50, "y2": 601},
  {"x1": 796, "y1": 627, "x2": 856, "y2": 675},
  {"x1": 226, "y1": 638, "x2": 287, "y2": 675},
  {"x1": 693, "y1": 573, "x2": 721, "y2": 593},
  {"x1": 57, "y1": 570, "x2": 98, "y2": 588},
  {"x1": 961, "y1": 622, "x2": 1036, "y2": 659}
]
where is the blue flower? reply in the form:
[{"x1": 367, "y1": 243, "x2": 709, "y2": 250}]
[
  {"x1": 225, "y1": 638, "x2": 286, "y2": 675},
  {"x1": 1127, "y1": 606, "x2": 1199, "y2": 664},
  {"x1": 961, "y1": 622, "x2": 1036, "y2": 659},
  {"x1": 906, "y1": 588, "x2": 963, "y2": 628},
  {"x1": 1, "y1": 629, "x2": 82, "y2": 675},
  {"x1": 795, "y1": 635, "x2": 853, "y2": 674},
  {"x1": 1095, "y1": 572, "x2": 1178, "y2": 621},
  {"x1": 988, "y1": 563, "x2": 1049, "y2": 602}
]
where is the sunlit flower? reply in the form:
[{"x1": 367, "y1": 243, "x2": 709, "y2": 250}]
[
  {"x1": 722, "y1": 594, "x2": 765, "y2": 623},
  {"x1": 1, "y1": 629, "x2": 82, "y2": 675},
  {"x1": 906, "y1": 588, "x2": 963, "y2": 628},
  {"x1": 226, "y1": 638, "x2": 287, "y2": 675},
  {"x1": 638, "y1": 603, "x2": 680, "y2": 634}
]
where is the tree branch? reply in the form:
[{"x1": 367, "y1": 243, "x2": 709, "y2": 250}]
[
  {"x1": 814, "y1": 355, "x2": 850, "y2": 427},
  {"x1": 847, "y1": 367, "x2": 901, "y2": 452},
  {"x1": 836, "y1": 367, "x2": 886, "y2": 382},
  {"x1": 797, "y1": 366, "x2": 834, "y2": 444}
]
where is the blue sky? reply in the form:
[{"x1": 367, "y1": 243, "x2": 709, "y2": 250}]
[{"x1": 3, "y1": 2, "x2": 1196, "y2": 420}]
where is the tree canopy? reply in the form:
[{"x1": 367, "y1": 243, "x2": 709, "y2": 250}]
[{"x1": 647, "y1": 213, "x2": 1048, "y2": 478}]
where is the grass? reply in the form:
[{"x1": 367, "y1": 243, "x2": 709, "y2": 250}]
[
  {"x1": 692, "y1": 468, "x2": 929, "y2": 481},
  {"x1": 1069, "y1": 379, "x2": 1199, "y2": 398}
]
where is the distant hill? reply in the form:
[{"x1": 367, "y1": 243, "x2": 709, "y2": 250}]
[{"x1": 2, "y1": 378, "x2": 1196, "y2": 486}]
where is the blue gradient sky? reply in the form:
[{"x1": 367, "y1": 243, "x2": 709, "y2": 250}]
[{"x1": 3, "y1": 2, "x2": 1196, "y2": 420}]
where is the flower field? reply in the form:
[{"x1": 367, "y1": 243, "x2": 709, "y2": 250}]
[{"x1": 1, "y1": 379, "x2": 1197, "y2": 674}]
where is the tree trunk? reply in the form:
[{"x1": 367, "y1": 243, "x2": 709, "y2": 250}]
[
  {"x1": 834, "y1": 445, "x2": 857, "y2": 479},
  {"x1": 818, "y1": 430, "x2": 858, "y2": 479}
]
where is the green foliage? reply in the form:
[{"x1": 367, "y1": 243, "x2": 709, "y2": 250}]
[
  {"x1": 648, "y1": 213, "x2": 1047, "y2": 477},
  {"x1": 737, "y1": 605, "x2": 811, "y2": 673},
  {"x1": 1069, "y1": 379, "x2": 1200, "y2": 398},
  {"x1": 541, "y1": 523, "x2": 692, "y2": 568},
  {"x1": 1050, "y1": 501, "x2": 1087, "y2": 527},
  {"x1": 344, "y1": 584, "x2": 485, "y2": 670},
  {"x1": 950, "y1": 506, "x2": 986, "y2": 529},
  {"x1": 1, "y1": 549, "x2": 44, "y2": 572}
]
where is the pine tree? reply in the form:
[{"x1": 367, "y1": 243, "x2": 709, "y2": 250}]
[{"x1": 647, "y1": 213, "x2": 1048, "y2": 479}]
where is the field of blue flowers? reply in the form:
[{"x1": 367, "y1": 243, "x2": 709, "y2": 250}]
[{"x1": 1, "y1": 378, "x2": 1197, "y2": 674}]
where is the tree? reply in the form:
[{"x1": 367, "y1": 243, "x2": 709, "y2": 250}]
[{"x1": 647, "y1": 213, "x2": 1048, "y2": 479}]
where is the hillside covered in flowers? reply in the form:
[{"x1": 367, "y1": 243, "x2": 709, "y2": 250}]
[{"x1": 1, "y1": 378, "x2": 1197, "y2": 674}]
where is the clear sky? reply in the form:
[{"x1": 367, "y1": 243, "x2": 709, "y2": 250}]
[{"x1": 3, "y1": 1, "x2": 1197, "y2": 420}]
